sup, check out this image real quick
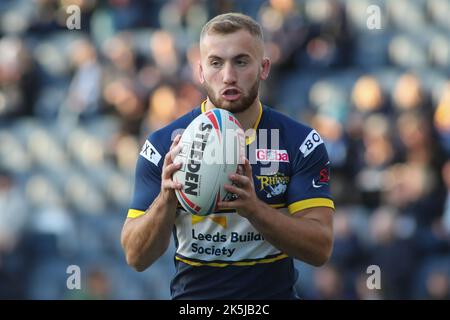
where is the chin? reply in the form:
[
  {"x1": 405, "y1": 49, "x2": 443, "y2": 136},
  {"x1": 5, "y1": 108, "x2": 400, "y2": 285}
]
[{"x1": 214, "y1": 99, "x2": 251, "y2": 114}]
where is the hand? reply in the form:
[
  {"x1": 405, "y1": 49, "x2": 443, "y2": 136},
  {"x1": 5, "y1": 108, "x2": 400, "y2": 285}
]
[
  {"x1": 217, "y1": 158, "x2": 261, "y2": 218},
  {"x1": 160, "y1": 134, "x2": 183, "y2": 203}
]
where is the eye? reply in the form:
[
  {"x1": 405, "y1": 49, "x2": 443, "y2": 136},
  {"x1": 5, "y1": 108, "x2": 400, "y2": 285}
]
[
  {"x1": 236, "y1": 60, "x2": 248, "y2": 66},
  {"x1": 210, "y1": 60, "x2": 222, "y2": 68}
]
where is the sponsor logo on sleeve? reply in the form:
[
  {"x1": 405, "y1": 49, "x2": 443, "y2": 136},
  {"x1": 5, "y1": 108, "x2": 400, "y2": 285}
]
[
  {"x1": 299, "y1": 129, "x2": 323, "y2": 157},
  {"x1": 140, "y1": 140, "x2": 162, "y2": 166},
  {"x1": 312, "y1": 162, "x2": 330, "y2": 188}
]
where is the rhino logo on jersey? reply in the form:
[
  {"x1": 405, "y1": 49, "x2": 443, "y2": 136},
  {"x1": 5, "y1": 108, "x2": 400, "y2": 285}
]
[
  {"x1": 255, "y1": 173, "x2": 290, "y2": 199},
  {"x1": 265, "y1": 183, "x2": 287, "y2": 198}
]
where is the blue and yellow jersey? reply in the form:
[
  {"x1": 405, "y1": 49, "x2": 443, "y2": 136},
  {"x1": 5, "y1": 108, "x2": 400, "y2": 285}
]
[{"x1": 128, "y1": 102, "x2": 335, "y2": 299}]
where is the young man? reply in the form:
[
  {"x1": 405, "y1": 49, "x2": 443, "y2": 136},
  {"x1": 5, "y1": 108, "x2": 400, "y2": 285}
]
[{"x1": 121, "y1": 13, "x2": 335, "y2": 299}]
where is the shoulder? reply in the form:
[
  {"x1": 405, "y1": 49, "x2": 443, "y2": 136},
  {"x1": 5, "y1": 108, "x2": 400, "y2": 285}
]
[
  {"x1": 264, "y1": 106, "x2": 324, "y2": 158},
  {"x1": 138, "y1": 107, "x2": 200, "y2": 168},
  {"x1": 145, "y1": 107, "x2": 201, "y2": 153}
]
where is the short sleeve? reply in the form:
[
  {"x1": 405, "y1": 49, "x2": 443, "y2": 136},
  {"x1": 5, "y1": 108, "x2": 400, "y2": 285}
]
[
  {"x1": 287, "y1": 130, "x2": 335, "y2": 214},
  {"x1": 127, "y1": 134, "x2": 166, "y2": 218}
]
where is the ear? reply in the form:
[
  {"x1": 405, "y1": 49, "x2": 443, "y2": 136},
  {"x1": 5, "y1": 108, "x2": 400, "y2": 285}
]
[
  {"x1": 260, "y1": 57, "x2": 271, "y2": 81},
  {"x1": 198, "y1": 61, "x2": 205, "y2": 84}
]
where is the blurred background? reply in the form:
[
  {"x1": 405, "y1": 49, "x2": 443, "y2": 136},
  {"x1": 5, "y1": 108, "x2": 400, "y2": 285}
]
[{"x1": 0, "y1": 0, "x2": 449, "y2": 300}]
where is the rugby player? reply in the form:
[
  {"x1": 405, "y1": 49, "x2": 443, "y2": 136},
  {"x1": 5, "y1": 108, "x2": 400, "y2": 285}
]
[{"x1": 121, "y1": 13, "x2": 335, "y2": 299}]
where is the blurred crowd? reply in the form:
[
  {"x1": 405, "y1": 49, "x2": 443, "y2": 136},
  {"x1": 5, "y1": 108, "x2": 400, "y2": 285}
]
[{"x1": 0, "y1": 0, "x2": 449, "y2": 300}]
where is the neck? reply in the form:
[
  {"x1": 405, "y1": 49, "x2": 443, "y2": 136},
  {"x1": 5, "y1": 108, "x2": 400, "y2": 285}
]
[{"x1": 204, "y1": 97, "x2": 261, "y2": 132}]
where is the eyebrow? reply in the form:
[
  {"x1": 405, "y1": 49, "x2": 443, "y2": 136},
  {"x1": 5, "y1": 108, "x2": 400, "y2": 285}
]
[
  {"x1": 233, "y1": 54, "x2": 251, "y2": 60},
  {"x1": 207, "y1": 53, "x2": 252, "y2": 60}
]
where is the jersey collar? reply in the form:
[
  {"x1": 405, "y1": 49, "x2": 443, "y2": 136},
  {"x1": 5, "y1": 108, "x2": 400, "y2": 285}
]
[{"x1": 200, "y1": 100, "x2": 263, "y2": 145}]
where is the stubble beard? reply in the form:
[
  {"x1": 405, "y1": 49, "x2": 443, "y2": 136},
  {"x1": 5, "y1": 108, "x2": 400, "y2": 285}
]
[{"x1": 203, "y1": 77, "x2": 260, "y2": 114}]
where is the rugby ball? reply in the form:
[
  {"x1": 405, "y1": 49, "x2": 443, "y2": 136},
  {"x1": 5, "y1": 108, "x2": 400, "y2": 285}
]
[{"x1": 172, "y1": 108, "x2": 245, "y2": 216}]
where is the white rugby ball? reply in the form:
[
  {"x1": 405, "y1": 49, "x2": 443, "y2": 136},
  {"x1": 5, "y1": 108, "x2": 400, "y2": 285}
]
[{"x1": 172, "y1": 108, "x2": 245, "y2": 216}]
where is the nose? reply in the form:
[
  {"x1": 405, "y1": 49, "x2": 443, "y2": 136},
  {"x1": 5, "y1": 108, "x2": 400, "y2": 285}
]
[{"x1": 222, "y1": 62, "x2": 237, "y2": 84}]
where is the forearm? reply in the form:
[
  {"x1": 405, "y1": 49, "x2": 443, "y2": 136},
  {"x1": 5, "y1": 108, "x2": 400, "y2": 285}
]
[
  {"x1": 121, "y1": 192, "x2": 178, "y2": 271},
  {"x1": 246, "y1": 201, "x2": 333, "y2": 266}
]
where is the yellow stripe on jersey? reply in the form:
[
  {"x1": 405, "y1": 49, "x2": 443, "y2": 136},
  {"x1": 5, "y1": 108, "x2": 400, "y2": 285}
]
[
  {"x1": 288, "y1": 198, "x2": 335, "y2": 214},
  {"x1": 201, "y1": 100, "x2": 207, "y2": 113},
  {"x1": 128, "y1": 203, "x2": 286, "y2": 219},
  {"x1": 190, "y1": 203, "x2": 286, "y2": 226},
  {"x1": 175, "y1": 253, "x2": 288, "y2": 267},
  {"x1": 213, "y1": 203, "x2": 286, "y2": 212},
  {"x1": 245, "y1": 102, "x2": 263, "y2": 145},
  {"x1": 127, "y1": 209, "x2": 146, "y2": 218}
]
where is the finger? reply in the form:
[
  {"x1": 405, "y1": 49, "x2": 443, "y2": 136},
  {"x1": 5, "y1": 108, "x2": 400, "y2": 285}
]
[
  {"x1": 217, "y1": 200, "x2": 243, "y2": 209},
  {"x1": 164, "y1": 135, "x2": 182, "y2": 164},
  {"x1": 228, "y1": 173, "x2": 251, "y2": 187},
  {"x1": 164, "y1": 144, "x2": 182, "y2": 167},
  {"x1": 169, "y1": 144, "x2": 183, "y2": 162},
  {"x1": 223, "y1": 184, "x2": 248, "y2": 198},
  {"x1": 163, "y1": 150, "x2": 174, "y2": 167},
  {"x1": 164, "y1": 162, "x2": 182, "y2": 177},
  {"x1": 243, "y1": 158, "x2": 253, "y2": 180},
  {"x1": 162, "y1": 179, "x2": 183, "y2": 190},
  {"x1": 169, "y1": 134, "x2": 181, "y2": 151}
]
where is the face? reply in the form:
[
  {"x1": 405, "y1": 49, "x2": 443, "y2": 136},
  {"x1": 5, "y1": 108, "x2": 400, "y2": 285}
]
[{"x1": 199, "y1": 29, "x2": 270, "y2": 113}]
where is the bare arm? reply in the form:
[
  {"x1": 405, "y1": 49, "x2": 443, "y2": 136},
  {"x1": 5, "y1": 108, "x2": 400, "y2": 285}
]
[
  {"x1": 244, "y1": 204, "x2": 333, "y2": 266},
  {"x1": 121, "y1": 135, "x2": 182, "y2": 272},
  {"x1": 218, "y1": 159, "x2": 334, "y2": 267}
]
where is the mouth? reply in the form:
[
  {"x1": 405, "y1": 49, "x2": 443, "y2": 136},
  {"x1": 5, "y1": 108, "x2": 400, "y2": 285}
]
[{"x1": 221, "y1": 88, "x2": 241, "y2": 101}]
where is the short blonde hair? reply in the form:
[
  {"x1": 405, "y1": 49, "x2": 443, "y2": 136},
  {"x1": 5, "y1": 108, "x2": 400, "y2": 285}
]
[{"x1": 200, "y1": 13, "x2": 263, "y2": 41}]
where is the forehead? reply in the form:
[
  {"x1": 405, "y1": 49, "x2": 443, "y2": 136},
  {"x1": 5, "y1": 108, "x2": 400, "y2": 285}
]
[{"x1": 200, "y1": 29, "x2": 262, "y2": 60}]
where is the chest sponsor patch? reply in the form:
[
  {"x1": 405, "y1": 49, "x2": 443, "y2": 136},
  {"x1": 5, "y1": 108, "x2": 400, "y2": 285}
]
[
  {"x1": 175, "y1": 210, "x2": 282, "y2": 262},
  {"x1": 256, "y1": 149, "x2": 289, "y2": 162}
]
